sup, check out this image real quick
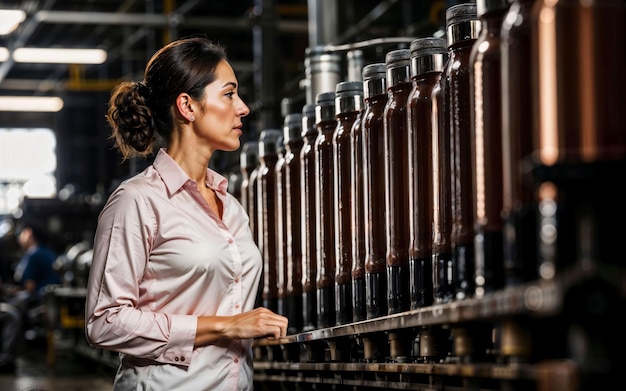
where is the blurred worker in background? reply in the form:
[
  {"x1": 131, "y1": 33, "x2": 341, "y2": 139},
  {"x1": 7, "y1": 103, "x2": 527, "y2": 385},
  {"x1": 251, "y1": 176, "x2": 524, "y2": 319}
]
[
  {"x1": 9, "y1": 221, "x2": 61, "y2": 312},
  {"x1": 0, "y1": 220, "x2": 61, "y2": 374}
]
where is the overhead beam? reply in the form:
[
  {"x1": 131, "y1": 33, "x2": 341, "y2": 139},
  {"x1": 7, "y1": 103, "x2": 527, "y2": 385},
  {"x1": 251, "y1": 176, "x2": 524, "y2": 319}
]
[
  {"x1": 0, "y1": 10, "x2": 307, "y2": 86},
  {"x1": 34, "y1": 10, "x2": 308, "y2": 33}
]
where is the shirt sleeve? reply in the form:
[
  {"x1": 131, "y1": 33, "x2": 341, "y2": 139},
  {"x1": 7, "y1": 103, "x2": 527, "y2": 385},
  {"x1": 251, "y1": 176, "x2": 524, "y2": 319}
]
[
  {"x1": 19, "y1": 251, "x2": 42, "y2": 295},
  {"x1": 19, "y1": 254, "x2": 37, "y2": 285},
  {"x1": 84, "y1": 183, "x2": 196, "y2": 366}
]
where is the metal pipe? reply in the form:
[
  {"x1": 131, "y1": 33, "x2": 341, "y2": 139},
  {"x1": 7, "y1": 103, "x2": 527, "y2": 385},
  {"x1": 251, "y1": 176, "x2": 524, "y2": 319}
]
[{"x1": 307, "y1": 0, "x2": 338, "y2": 47}]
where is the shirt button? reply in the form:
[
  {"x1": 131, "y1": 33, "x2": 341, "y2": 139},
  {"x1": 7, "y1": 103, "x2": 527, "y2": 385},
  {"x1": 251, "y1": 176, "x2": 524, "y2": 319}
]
[
  {"x1": 234, "y1": 277, "x2": 240, "y2": 283},
  {"x1": 228, "y1": 238, "x2": 234, "y2": 244},
  {"x1": 174, "y1": 357, "x2": 179, "y2": 362},
  {"x1": 235, "y1": 303, "x2": 240, "y2": 309},
  {"x1": 234, "y1": 358, "x2": 239, "y2": 363},
  {"x1": 180, "y1": 356, "x2": 185, "y2": 362}
]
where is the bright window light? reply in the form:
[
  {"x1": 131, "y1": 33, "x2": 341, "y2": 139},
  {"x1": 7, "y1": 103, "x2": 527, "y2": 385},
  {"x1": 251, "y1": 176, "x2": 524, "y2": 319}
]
[
  {"x1": 0, "y1": 96, "x2": 64, "y2": 112},
  {"x1": 0, "y1": 47, "x2": 8, "y2": 62},
  {"x1": 0, "y1": 128, "x2": 57, "y2": 215},
  {"x1": 0, "y1": 10, "x2": 26, "y2": 35},
  {"x1": 13, "y1": 47, "x2": 107, "y2": 64}
]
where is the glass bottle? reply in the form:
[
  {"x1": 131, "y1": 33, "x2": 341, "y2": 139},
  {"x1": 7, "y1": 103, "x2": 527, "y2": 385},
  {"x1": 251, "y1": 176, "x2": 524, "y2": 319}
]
[
  {"x1": 351, "y1": 88, "x2": 367, "y2": 322},
  {"x1": 432, "y1": 3, "x2": 480, "y2": 305},
  {"x1": 283, "y1": 113, "x2": 304, "y2": 334},
  {"x1": 247, "y1": 143, "x2": 262, "y2": 308},
  {"x1": 407, "y1": 37, "x2": 447, "y2": 310},
  {"x1": 314, "y1": 91, "x2": 337, "y2": 328},
  {"x1": 446, "y1": 3, "x2": 480, "y2": 301},
  {"x1": 470, "y1": 0, "x2": 509, "y2": 298},
  {"x1": 431, "y1": 66, "x2": 454, "y2": 305},
  {"x1": 251, "y1": 166, "x2": 261, "y2": 248},
  {"x1": 530, "y1": 0, "x2": 626, "y2": 277},
  {"x1": 501, "y1": 0, "x2": 537, "y2": 288},
  {"x1": 257, "y1": 129, "x2": 283, "y2": 313},
  {"x1": 240, "y1": 141, "x2": 259, "y2": 234},
  {"x1": 300, "y1": 103, "x2": 318, "y2": 331},
  {"x1": 333, "y1": 81, "x2": 364, "y2": 325},
  {"x1": 384, "y1": 48, "x2": 413, "y2": 315},
  {"x1": 362, "y1": 63, "x2": 389, "y2": 320},
  {"x1": 275, "y1": 134, "x2": 287, "y2": 317},
  {"x1": 500, "y1": 0, "x2": 538, "y2": 363}
]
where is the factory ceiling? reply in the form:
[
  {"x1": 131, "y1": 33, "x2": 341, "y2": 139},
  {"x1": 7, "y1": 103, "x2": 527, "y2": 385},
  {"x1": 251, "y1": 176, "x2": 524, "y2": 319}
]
[{"x1": 0, "y1": 0, "x2": 443, "y2": 129}]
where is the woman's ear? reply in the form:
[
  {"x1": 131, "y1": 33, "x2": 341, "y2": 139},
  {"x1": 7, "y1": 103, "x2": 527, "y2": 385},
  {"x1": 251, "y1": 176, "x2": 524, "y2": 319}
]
[{"x1": 175, "y1": 93, "x2": 195, "y2": 122}]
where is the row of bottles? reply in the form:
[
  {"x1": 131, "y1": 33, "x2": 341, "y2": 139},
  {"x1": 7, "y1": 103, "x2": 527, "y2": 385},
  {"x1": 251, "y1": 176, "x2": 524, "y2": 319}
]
[{"x1": 239, "y1": 0, "x2": 625, "y2": 335}]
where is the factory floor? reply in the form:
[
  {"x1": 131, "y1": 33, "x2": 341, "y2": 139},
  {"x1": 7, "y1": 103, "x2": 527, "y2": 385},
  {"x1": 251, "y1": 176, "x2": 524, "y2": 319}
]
[{"x1": 0, "y1": 334, "x2": 116, "y2": 391}]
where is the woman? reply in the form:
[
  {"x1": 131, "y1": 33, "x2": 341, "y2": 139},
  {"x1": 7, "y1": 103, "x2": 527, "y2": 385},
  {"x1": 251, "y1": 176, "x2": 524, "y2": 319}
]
[{"x1": 85, "y1": 36, "x2": 288, "y2": 391}]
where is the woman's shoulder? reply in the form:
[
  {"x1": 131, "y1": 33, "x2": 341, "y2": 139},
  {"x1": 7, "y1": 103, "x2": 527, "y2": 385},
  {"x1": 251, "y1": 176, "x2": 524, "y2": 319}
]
[
  {"x1": 97, "y1": 170, "x2": 164, "y2": 234},
  {"x1": 112, "y1": 166, "x2": 162, "y2": 194},
  {"x1": 103, "y1": 166, "x2": 166, "y2": 207}
]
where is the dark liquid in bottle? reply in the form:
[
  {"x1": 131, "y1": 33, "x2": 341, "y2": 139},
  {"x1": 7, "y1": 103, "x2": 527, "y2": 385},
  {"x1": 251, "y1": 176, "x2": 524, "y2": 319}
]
[
  {"x1": 407, "y1": 37, "x2": 446, "y2": 309},
  {"x1": 432, "y1": 56, "x2": 454, "y2": 305},
  {"x1": 242, "y1": 143, "x2": 262, "y2": 308},
  {"x1": 334, "y1": 81, "x2": 363, "y2": 326},
  {"x1": 258, "y1": 130, "x2": 283, "y2": 312},
  {"x1": 315, "y1": 92, "x2": 337, "y2": 328},
  {"x1": 471, "y1": 1, "x2": 508, "y2": 297},
  {"x1": 531, "y1": 0, "x2": 626, "y2": 275},
  {"x1": 283, "y1": 113, "x2": 304, "y2": 334},
  {"x1": 384, "y1": 49, "x2": 412, "y2": 315},
  {"x1": 447, "y1": 4, "x2": 479, "y2": 300},
  {"x1": 351, "y1": 110, "x2": 367, "y2": 322},
  {"x1": 276, "y1": 142, "x2": 287, "y2": 317},
  {"x1": 240, "y1": 141, "x2": 258, "y2": 227},
  {"x1": 362, "y1": 63, "x2": 389, "y2": 319},
  {"x1": 501, "y1": 0, "x2": 538, "y2": 287},
  {"x1": 300, "y1": 104, "x2": 318, "y2": 331}
]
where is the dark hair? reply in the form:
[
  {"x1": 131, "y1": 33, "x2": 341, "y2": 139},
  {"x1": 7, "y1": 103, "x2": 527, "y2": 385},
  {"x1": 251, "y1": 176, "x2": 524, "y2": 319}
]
[{"x1": 106, "y1": 36, "x2": 228, "y2": 159}]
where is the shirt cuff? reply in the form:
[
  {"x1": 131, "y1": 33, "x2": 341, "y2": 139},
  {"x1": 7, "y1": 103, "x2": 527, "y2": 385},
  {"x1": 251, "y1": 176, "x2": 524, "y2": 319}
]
[{"x1": 162, "y1": 314, "x2": 196, "y2": 366}]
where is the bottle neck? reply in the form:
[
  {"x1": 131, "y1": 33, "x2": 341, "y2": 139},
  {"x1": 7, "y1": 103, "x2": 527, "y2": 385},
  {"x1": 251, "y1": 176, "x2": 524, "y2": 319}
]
[
  {"x1": 447, "y1": 19, "x2": 481, "y2": 46},
  {"x1": 336, "y1": 95, "x2": 364, "y2": 115},
  {"x1": 364, "y1": 78, "x2": 386, "y2": 98},
  {"x1": 387, "y1": 64, "x2": 411, "y2": 88},
  {"x1": 412, "y1": 52, "x2": 446, "y2": 76},
  {"x1": 316, "y1": 105, "x2": 335, "y2": 124}
]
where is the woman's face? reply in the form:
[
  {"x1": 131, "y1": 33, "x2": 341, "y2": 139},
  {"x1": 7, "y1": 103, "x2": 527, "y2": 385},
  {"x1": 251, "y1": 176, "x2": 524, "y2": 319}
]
[{"x1": 195, "y1": 60, "x2": 250, "y2": 152}]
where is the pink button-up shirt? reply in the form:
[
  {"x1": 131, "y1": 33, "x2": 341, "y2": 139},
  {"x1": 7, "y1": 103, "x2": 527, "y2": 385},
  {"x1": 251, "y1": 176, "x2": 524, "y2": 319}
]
[{"x1": 85, "y1": 148, "x2": 262, "y2": 391}]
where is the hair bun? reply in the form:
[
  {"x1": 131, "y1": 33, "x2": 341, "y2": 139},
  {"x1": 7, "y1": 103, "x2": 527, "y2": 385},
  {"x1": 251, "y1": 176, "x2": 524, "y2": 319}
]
[{"x1": 136, "y1": 80, "x2": 150, "y2": 99}]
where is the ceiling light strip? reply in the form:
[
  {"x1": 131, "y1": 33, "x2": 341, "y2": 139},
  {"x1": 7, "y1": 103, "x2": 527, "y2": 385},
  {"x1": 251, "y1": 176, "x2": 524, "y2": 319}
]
[
  {"x1": 10, "y1": 48, "x2": 107, "y2": 64},
  {"x1": 0, "y1": 96, "x2": 64, "y2": 112}
]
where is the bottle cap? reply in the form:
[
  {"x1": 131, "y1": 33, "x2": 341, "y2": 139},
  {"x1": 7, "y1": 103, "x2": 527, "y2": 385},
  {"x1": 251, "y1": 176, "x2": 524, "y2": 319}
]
[
  {"x1": 283, "y1": 113, "x2": 303, "y2": 143},
  {"x1": 301, "y1": 103, "x2": 317, "y2": 137},
  {"x1": 446, "y1": 3, "x2": 478, "y2": 27},
  {"x1": 315, "y1": 91, "x2": 336, "y2": 123},
  {"x1": 258, "y1": 129, "x2": 283, "y2": 157},
  {"x1": 240, "y1": 141, "x2": 259, "y2": 169}
]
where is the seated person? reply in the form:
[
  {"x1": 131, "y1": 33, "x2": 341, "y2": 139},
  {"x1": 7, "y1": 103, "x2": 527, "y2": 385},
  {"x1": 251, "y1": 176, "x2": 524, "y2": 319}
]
[
  {"x1": 6, "y1": 221, "x2": 61, "y2": 314},
  {"x1": 0, "y1": 221, "x2": 61, "y2": 374}
]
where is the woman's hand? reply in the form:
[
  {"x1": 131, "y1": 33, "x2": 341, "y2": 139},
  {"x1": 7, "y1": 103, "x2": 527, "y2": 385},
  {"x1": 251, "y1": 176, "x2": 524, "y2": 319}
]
[{"x1": 195, "y1": 307, "x2": 288, "y2": 346}]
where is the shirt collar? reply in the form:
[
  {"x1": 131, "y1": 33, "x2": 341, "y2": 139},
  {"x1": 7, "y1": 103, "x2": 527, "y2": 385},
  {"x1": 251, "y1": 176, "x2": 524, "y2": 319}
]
[{"x1": 152, "y1": 148, "x2": 229, "y2": 196}]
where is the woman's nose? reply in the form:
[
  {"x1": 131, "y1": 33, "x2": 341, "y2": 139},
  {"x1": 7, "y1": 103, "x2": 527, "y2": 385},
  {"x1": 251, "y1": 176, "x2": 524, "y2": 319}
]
[{"x1": 238, "y1": 99, "x2": 250, "y2": 117}]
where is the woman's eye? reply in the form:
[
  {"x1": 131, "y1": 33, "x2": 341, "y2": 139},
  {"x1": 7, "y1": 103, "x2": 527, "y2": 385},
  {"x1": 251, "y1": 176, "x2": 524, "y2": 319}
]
[{"x1": 225, "y1": 92, "x2": 234, "y2": 99}]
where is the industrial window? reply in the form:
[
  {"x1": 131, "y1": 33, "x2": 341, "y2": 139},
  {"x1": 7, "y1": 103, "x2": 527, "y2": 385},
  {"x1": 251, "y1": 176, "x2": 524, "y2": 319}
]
[{"x1": 0, "y1": 128, "x2": 57, "y2": 215}]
